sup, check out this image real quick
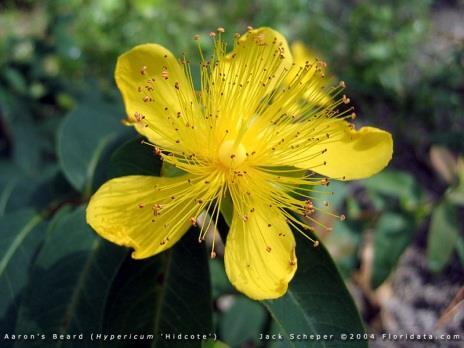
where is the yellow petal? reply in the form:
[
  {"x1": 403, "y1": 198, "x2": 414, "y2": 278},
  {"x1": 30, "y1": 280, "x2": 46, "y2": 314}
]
[
  {"x1": 211, "y1": 27, "x2": 293, "y2": 137},
  {"x1": 115, "y1": 44, "x2": 198, "y2": 149},
  {"x1": 292, "y1": 120, "x2": 393, "y2": 180},
  {"x1": 288, "y1": 41, "x2": 332, "y2": 106},
  {"x1": 224, "y1": 205, "x2": 297, "y2": 300},
  {"x1": 86, "y1": 175, "x2": 207, "y2": 259}
]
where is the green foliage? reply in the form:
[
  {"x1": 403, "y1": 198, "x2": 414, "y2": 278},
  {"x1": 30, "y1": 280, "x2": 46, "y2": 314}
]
[
  {"x1": 371, "y1": 213, "x2": 415, "y2": 288},
  {"x1": 16, "y1": 207, "x2": 127, "y2": 342},
  {"x1": 264, "y1": 231, "x2": 367, "y2": 348},
  {"x1": 219, "y1": 201, "x2": 366, "y2": 347},
  {"x1": 363, "y1": 170, "x2": 424, "y2": 210},
  {"x1": 57, "y1": 93, "x2": 127, "y2": 195},
  {"x1": 219, "y1": 297, "x2": 266, "y2": 346},
  {"x1": 104, "y1": 229, "x2": 213, "y2": 348},
  {"x1": 109, "y1": 137, "x2": 163, "y2": 178},
  {"x1": 426, "y1": 201, "x2": 460, "y2": 273},
  {"x1": 0, "y1": 210, "x2": 45, "y2": 334}
]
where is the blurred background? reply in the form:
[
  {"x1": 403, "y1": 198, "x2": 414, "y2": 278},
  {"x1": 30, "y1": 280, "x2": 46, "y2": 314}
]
[{"x1": 0, "y1": 0, "x2": 463, "y2": 347}]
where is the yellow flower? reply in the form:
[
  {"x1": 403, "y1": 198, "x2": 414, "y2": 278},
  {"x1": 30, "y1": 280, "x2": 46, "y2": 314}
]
[
  {"x1": 86, "y1": 27, "x2": 393, "y2": 300},
  {"x1": 289, "y1": 41, "x2": 333, "y2": 107}
]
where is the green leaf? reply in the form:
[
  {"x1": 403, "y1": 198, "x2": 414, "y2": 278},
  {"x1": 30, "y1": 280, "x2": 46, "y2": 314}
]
[
  {"x1": 447, "y1": 186, "x2": 464, "y2": 206},
  {"x1": 0, "y1": 176, "x2": 20, "y2": 217},
  {"x1": 161, "y1": 161, "x2": 187, "y2": 178},
  {"x1": 0, "y1": 210, "x2": 45, "y2": 334},
  {"x1": 219, "y1": 201, "x2": 365, "y2": 347},
  {"x1": 426, "y1": 201, "x2": 459, "y2": 272},
  {"x1": 310, "y1": 180, "x2": 348, "y2": 211},
  {"x1": 57, "y1": 97, "x2": 126, "y2": 195},
  {"x1": 456, "y1": 237, "x2": 464, "y2": 267},
  {"x1": 15, "y1": 206, "x2": 127, "y2": 342},
  {"x1": 263, "y1": 231, "x2": 366, "y2": 348},
  {"x1": 219, "y1": 193, "x2": 233, "y2": 227},
  {"x1": 362, "y1": 170, "x2": 423, "y2": 209},
  {"x1": 220, "y1": 296, "x2": 266, "y2": 347},
  {"x1": 210, "y1": 259, "x2": 234, "y2": 298},
  {"x1": 103, "y1": 229, "x2": 213, "y2": 348},
  {"x1": 0, "y1": 88, "x2": 45, "y2": 174},
  {"x1": 372, "y1": 213, "x2": 415, "y2": 288},
  {"x1": 324, "y1": 221, "x2": 362, "y2": 278},
  {"x1": 109, "y1": 137, "x2": 162, "y2": 178},
  {"x1": 202, "y1": 340, "x2": 230, "y2": 348},
  {"x1": 269, "y1": 320, "x2": 292, "y2": 348},
  {"x1": 2, "y1": 166, "x2": 75, "y2": 215}
]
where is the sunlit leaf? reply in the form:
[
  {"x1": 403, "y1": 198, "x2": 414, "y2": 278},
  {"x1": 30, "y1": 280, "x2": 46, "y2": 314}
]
[
  {"x1": 202, "y1": 339, "x2": 230, "y2": 348},
  {"x1": 371, "y1": 212, "x2": 414, "y2": 288},
  {"x1": 324, "y1": 221, "x2": 362, "y2": 278},
  {"x1": 362, "y1": 170, "x2": 423, "y2": 209},
  {"x1": 426, "y1": 201, "x2": 459, "y2": 272}
]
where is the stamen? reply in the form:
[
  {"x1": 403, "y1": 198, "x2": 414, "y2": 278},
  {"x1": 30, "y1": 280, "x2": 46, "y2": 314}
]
[{"x1": 130, "y1": 27, "x2": 355, "y2": 249}]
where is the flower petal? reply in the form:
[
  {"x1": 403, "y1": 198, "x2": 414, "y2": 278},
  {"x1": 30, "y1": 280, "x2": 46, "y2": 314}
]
[
  {"x1": 292, "y1": 121, "x2": 393, "y2": 180},
  {"x1": 211, "y1": 27, "x2": 293, "y2": 137},
  {"x1": 115, "y1": 44, "x2": 198, "y2": 149},
  {"x1": 86, "y1": 175, "x2": 209, "y2": 259},
  {"x1": 224, "y1": 205, "x2": 297, "y2": 300},
  {"x1": 288, "y1": 41, "x2": 332, "y2": 106}
]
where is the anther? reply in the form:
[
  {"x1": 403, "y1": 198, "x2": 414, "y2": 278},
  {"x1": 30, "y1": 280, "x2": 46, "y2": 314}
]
[
  {"x1": 193, "y1": 34, "x2": 200, "y2": 40},
  {"x1": 152, "y1": 204, "x2": 162, "y2": 216},
  {"x1": 140, "y1": 66, "x2": 147, "y2": 75},
  {"x1": 340, "y1": 214, "x2": 346, "y2": 221},
  {"x1": 190, "y1": 217, "x2": 197, "y2": 226},
  {"x1": 217, "y1": 27, "x2": 225, "y2": 33},
  {"x1": 266, "y1": 246, "x2": 272, "y2": 252},
  {"x1": 313, "y1": 241, "x2": 320, "y2": 247},
  {"x1": 210, "y1": 251, "x2": 217, "y2": 259},
  {"x1": 342, "y1": 95, "x2": 350, "y2": 104}
]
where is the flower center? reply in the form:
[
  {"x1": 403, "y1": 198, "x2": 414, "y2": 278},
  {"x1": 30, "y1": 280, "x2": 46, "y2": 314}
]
[{"x1": 218, "y1": 140, "x2": 247, "y2": 168}]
